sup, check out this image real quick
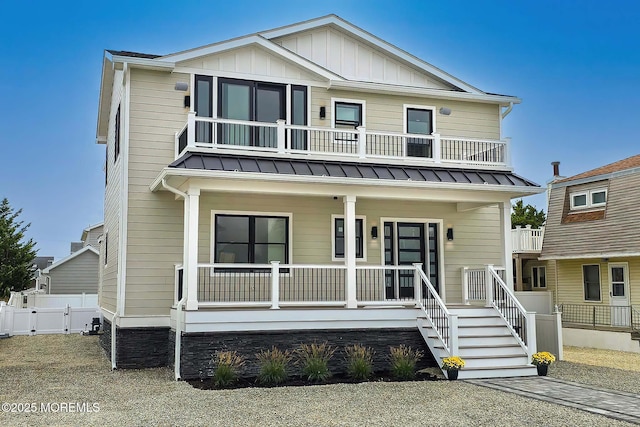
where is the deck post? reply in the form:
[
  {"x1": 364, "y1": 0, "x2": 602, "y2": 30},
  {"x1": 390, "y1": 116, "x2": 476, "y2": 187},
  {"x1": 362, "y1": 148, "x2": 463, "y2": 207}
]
[
  {"x1": 462, "y1": 267, "x2": 469, "y2": 304},
  {"x1": 344, "y1": 195, "x2": 357, "y2": 308},
  {"x1": 485, "y1": 264, "x2": 494, "y2": 307},
  {"x1": 357, "y1": 127, "x2": 366, "y2": 158},
  {"x1": 185, "y1": 188, "x2": 200, "y2": 311},
  {"x1": 500, "y1": 201, "x2": 514, "y2": 289},
  {"x1": 413, "y1": 263, "x2": 423, "y2": 307},
  {"x1": 270, "y1": 261, "x2": 280, "y2": 310},
  {"x1": 187, "y1": 111, "x2": 196, "y2": 147},
  {"x1": 450, "y1": 314, "x2": 459, "y2": 356},
  {"x1": 432, "y1": 133, "x2": 441, "y2": 163},
  {"x1": 526, "y1": 312, "x2": 537, "y2": 360},
  {"x1": 276, "y1": 119, "x2": 286, "y2": 153}
]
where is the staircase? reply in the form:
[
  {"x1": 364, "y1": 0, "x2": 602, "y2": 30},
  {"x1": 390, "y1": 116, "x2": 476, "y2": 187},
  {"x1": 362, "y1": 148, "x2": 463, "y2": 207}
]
[{"x1": 419, "y1": 305, "x2": 537, "y2": 379}]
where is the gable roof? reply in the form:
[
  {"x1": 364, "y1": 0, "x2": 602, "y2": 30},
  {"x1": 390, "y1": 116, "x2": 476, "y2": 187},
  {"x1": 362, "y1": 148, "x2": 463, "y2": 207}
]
[
  {"x1": 81, "y1": 222, "x2": 104, "y2": 242},
  {"x1": 42, "y1": 246, "x2": 99, "y2": 274},
  {"x1": 557, "y1": 154, "x2": 640, "y2": 184}
]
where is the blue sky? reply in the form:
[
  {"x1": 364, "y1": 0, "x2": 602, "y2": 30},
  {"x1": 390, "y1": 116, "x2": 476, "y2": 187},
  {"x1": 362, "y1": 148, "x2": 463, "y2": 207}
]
[{"x1": 1, "y1": 0, "x2": 638, "y2": 260}]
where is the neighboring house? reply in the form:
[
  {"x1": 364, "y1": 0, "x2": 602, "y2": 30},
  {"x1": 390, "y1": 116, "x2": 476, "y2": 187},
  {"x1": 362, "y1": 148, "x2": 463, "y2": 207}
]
[
  {"x1": 31, "y1": 256, "x2": 54, "y2": 290},
  {"x1": 540, "y1": 156, "x2": 640, "y2": 352},
  {"x1": 96, "y1": 15, "x2": 544, "y2": 379},
  {"x1": 41, "y1": 223, "x2": 103, "y2": 295}
]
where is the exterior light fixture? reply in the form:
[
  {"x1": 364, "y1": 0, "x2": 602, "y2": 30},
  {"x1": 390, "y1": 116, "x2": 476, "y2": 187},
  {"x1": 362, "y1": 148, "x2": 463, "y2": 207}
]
[
  {"x1": 371, "y1": 226, "x2": 378, "y2": 239},
  {"x1": 447, "y1": 227, "x2": 454, "y2": 241},
  {"x1": 319, "y1": 106, "x2": 326, "y2": 119},
  {"x1": 174, "y1": 82, "x2": 189, "y2": 91},
  {"x1": 439, "y1": 107, "x2": 451, "y2": 116}
]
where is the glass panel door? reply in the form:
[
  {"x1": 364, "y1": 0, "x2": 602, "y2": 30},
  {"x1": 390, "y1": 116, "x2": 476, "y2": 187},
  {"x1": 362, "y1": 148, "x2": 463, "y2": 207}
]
[
  {"x1": 406, "y1": 108, "x2": 433, "y2": 158},
  {"x1": 384, "y1": 222, "x2": 426, "y2": 299},
  {"x1": 255, "y1": 84, "x2": 284, "y2": 148},
  {"x1": 219, "y1": 80, "x2": 252, "y2": 146},
  {"x1": 290, "y1": 85, "x2": 307, "y2": 150}
]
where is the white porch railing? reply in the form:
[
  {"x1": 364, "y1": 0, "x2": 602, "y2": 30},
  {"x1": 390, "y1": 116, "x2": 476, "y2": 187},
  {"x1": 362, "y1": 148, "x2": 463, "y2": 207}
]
[
  {"x1": 175, "y1": 114, "x2": 511, "y2": 168},
  {"x1": 462, "y1": 265, "x2": 536, "y2": 361},
  {"x1": 511, "y1": 225, "x2": 544, "y2": 253}
]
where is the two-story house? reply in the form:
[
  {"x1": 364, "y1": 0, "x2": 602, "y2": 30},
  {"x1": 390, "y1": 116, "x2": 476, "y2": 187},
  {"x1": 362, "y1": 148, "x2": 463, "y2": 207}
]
[
  {"x1": 96, "y1": 15, "x2": 543, "y2": 379},
  {"x1": 540, "y1": 155, "x2": 640, "y2": 352}
]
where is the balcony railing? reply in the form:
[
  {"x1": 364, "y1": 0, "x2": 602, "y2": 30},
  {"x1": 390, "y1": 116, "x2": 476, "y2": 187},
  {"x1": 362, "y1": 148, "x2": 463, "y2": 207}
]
[
  {"x1": 512, "y1": 225, "x2": 544, "y2": 253},
  {"x1": 175, "y1": 114, "x2": 511, "y2": 168}
]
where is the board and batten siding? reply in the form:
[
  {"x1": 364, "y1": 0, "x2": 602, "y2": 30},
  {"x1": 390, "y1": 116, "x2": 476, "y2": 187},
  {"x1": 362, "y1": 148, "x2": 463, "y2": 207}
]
[
  {"x1": 273, "y1": 27, "x2": 455, "y2": 90},
  {"x1": 101, "y1": 69, "x2": 124, "y2": 313},
  {"x1": 48, "y1": 251, "x2": 99, "y2": 294},
  {"x1": 125, "y1": 68, "x2": 187, "y2": 316},
  {"x1": 555, "y1": 257, "x2": 640, "y2": 307},
  {"x1": 311, "y1": 87, "x2": 501, "y2": 140},
  {"x1": 542, "y1": 171, "x2": 640, "y2": 258}
]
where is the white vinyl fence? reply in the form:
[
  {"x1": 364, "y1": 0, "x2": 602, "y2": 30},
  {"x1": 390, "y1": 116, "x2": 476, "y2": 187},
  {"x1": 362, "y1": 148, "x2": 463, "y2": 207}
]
[
  {"x1": 9, "y1": 292, "x2": 98, "y2": 309},
  {"x1": 0, "y1": 302, "x2": 100, "y2": 336},
  {"x1": 513, "y1": 291, "x2": 563, "y2": 360}
]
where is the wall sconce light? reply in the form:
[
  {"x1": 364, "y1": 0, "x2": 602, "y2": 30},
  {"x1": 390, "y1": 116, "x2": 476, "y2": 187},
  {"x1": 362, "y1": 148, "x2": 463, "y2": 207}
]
[
  {"x1": 439, "y1": 107, "x2": 452, "y2": 116},
  {"x1": 371, "y1": 226, "x2": 378, "y2": 240},
  {"x1": 183, "y1": 95, "x2": 190, "y2": 108},
  {"x1": 446, "y1": 227, "x2": 454, "y2": 241},
  {"x1": 174, "y1": 82, "x2": 189, "y2": 91},
  {"x1": 319, "y1": 106, "x2": 326, "y2": 120}
]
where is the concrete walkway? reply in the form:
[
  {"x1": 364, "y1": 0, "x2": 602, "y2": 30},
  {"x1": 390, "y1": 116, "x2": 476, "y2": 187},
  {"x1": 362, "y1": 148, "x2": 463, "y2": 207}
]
[{"x1": 468, "y1": 377, "x2": 640, "y2": 425}]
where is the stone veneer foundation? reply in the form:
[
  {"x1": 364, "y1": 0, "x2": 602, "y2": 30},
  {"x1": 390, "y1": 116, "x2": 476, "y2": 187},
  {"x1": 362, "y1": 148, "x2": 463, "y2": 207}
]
[{"x1": 100, "y1": 319, "x2": 170, "y2": 369}]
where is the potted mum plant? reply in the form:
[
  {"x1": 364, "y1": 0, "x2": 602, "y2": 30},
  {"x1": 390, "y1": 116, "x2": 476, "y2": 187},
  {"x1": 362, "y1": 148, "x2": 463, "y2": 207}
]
[
  {"x1": 442, "y1": 356, "x2": 465, "y2": 380},
  {"x1": 531, "y1": 351, "x2": 556, "y2": 376}
]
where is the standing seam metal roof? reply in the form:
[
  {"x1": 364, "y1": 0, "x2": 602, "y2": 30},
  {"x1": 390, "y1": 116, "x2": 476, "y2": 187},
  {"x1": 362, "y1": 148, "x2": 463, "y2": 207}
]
[{"x1": 168, "y1": 153, "x2": 540, "y2": 188}]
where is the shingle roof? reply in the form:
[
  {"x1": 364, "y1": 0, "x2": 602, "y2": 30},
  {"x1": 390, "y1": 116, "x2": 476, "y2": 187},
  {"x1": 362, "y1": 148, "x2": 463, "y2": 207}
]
[
  {"x1": 169, "y1": 153, "x2": 539, "y2": 188},
  {"x1": 558, "y1": 154, "x2": 640, "y2": 183}
]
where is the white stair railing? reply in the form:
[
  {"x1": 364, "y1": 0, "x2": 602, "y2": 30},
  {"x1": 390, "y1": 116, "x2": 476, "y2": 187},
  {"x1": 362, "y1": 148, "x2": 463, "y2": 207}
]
[
  {"x1": 486, "y1": 265, "x2": 537, "y2": 360},
  {"x1": 415, "y1": 264, "x2": 458, "y2": 358}
]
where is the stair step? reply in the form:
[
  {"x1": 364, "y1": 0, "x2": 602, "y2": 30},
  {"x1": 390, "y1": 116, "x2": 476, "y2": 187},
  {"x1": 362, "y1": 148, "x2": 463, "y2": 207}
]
[{"x1": 456, "y1": 365, "x2": 537, "y2": 379}]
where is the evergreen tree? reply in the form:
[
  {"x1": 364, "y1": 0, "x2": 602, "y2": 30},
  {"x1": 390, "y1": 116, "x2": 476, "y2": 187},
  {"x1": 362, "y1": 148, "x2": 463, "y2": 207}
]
[
  {"x1": 0, "y1": 198, "x2": 37, "y2": 298},
  {"x1": 511, "y1": 199, "x2": 546, "y2": 229}
]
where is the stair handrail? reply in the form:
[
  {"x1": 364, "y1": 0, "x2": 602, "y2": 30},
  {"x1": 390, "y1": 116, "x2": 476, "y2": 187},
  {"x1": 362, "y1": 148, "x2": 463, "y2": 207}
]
[
  {"x1": 415, "y1": 265, "x2": 458, "y2": 357},
  {"x1": 487, "y1": 265, "x2": 537, "y2": 360}
]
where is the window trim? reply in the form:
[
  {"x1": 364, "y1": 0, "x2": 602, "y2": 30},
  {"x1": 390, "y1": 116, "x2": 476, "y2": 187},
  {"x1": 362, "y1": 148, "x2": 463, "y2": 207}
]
[
  {"x1": 403, "y1": 104, "x2": 437, "y2": 135},
  {"x1": 570, "y1": 188, "x2": 607, "y2": 210},
  {"x1": 210, "y1": 210, "x2": 293, "y2": 266},
  {"x1": 331, "y1": 214, "x2": 367, "y2": 262},
  {"x1": 531, "y1": 265, "x2": 546, "y2": 289},
  {"x1": 331, "y1": 97, "x2": 366, "y2": 144},
  {"x1": 582, "y1": 263, "x2": 602, "y2": 302}
]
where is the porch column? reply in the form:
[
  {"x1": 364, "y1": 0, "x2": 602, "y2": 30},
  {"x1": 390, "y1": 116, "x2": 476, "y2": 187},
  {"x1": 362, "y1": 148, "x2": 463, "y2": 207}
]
[
  {"x1": 343, "y1": 195, "x2": 357, "y2": 308},
  {"x1": 184, "y1": 188, "x2": 200, "y2": 310},
  {"x1": 514, "y1": 254, "x2": 523, "y2": 291},
  {"x1": 500, "y1": 201, "x2": 514, "y2": 290}
]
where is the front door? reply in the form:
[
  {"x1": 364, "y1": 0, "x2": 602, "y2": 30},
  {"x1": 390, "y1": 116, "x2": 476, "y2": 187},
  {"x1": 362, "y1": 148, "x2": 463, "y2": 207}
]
[
  {"x1": 384, "y1": 222, "x2": 439, "y2": 299},
  {"x1": 610, "y1": 263, "x2": 630, "y2": 326}
]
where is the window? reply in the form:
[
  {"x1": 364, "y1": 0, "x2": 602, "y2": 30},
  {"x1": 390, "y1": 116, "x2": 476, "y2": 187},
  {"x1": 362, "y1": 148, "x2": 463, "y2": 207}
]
[
  {"x1": 195, "y1": 75, "x2": 213, "y2": 143},
  {"x1": 570, "y1": 188, "x2": 607, "y2": 210},
  {"x1": 333, "y1": 216, "x2": 365, "y2": 260},
  {"x1": 290, "y1": 85, "x2": 307, "y2": 150},
  {"x1": 404, "y1": 106, "x2": 435, "y2": 158},
  {"x1": 333, "y1": 98, "x2": 364, "y2": 143},
  {"x1": 114, "y1": 104, "x2": 121, "y2": 161},
  {"x1": 531, "y1": 266, "x2": 546, "y2": 288},
  {"x1": 583, "y1": 264, "x2": 601, "y2": 301},
  {"x1": 214, "y1": 214, "x2": 289, "y2": 266}
]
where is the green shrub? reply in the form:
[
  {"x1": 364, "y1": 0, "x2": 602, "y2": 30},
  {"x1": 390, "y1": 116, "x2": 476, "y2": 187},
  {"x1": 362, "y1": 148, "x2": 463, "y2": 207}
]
[
  {"x1": 295, "y1": 342, "x2": 336, "y2": 382},
  {"x1": 256, "y1": 347, "x2": 292, "y2": 385},
  {"x1": 212, "y1": 350, "x2": 245, "y2": 388},
  {"x1": 344, "y1": 344, "x2": 375, "y2": 381},
  {"x1": 389, "y1": 345, "x2": 424, "y2": 380}
]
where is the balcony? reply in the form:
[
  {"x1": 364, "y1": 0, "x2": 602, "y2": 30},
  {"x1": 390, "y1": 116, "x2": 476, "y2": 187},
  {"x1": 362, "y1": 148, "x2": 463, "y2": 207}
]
[
  {"x1": 511, "y1": 225, "x2": 544, "y2": 253},
  {"x1": 175, "y1": 113, "x2": 511, "y2": 169}
]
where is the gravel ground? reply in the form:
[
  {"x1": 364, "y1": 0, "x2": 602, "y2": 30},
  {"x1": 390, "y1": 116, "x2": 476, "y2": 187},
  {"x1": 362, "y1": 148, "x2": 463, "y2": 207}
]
[{"x1": 1, "y1": 336, "x2": 638, "y2": 426}]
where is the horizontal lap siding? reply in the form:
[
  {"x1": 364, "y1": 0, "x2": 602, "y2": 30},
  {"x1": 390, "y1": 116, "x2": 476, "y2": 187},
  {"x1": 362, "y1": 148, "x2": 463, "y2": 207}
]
[
  {"x1": 556, "y1": 257, "x2": 640, "y2": 306},
  {"x1": 125, "y1": 68, "x2": 188, "y2": 315},
  {"x1": 101, "y1": 70, "x2": 124, "y2": 313},
  {"x1": 311, "y1": 87, "x2": 500, "y2": 139},
  {"x1": 49, "y1": 251, "x2": 100, "y2": 294}
]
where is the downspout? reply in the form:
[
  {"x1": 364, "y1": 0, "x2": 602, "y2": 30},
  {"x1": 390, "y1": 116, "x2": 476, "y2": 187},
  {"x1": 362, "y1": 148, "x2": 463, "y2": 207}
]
[
  {"x1": 111, "y1": 310, "x2": 118, "y2": 370},
  {"x1": 501, "y1": 102, "x2": 513, "y2": 119},
  {"x1": 161, "y1": 178, "x2": 188, "y2": 380}
]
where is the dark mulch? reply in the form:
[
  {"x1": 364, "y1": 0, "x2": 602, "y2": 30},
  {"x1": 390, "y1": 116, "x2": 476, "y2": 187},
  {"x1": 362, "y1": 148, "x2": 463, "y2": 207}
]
[{"x1": 188, "y1": 370, "x2": 440, "y2": 390}]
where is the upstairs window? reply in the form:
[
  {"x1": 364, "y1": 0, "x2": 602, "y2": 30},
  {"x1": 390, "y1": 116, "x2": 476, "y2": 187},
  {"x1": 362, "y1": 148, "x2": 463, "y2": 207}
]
[
  {"x1": 570, "y1": 188, "x2": 607, "y2": 210},
  {"x1": 333, "y1": 98, "x2": 364, "y2": 143}
]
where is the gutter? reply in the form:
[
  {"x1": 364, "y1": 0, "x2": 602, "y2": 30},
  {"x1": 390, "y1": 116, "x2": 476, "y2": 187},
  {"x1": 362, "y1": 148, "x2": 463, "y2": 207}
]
[{"x1": 161, "y1": 178, "x2": 188, "y2": 380}]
